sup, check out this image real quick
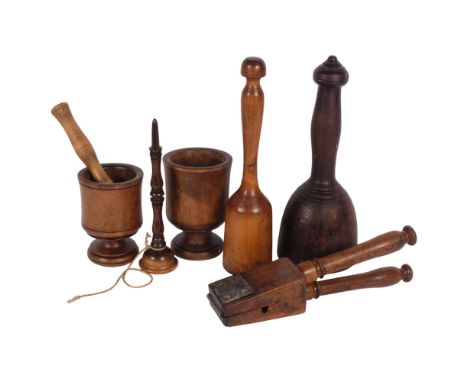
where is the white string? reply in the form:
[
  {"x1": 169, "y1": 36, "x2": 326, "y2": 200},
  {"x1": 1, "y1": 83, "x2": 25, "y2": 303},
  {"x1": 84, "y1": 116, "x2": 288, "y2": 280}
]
[{"x1": 67, "y1": 233, "x2": 154, "y2": 303}]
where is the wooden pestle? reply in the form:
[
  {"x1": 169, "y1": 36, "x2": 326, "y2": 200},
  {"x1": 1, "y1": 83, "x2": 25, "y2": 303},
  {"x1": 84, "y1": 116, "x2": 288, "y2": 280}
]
[
  {"x1": 51, "y1": 102, "x2": 113, "y2": 184},
  {"x1": 223, "y1": 57, "x2": 272, "y2": 274},
  {"x1": 305, "y1": 265, "x2": 413, "y2": 300},
  {"x1": 297, "y1": 225, "x2": 417, "y2": 285}
]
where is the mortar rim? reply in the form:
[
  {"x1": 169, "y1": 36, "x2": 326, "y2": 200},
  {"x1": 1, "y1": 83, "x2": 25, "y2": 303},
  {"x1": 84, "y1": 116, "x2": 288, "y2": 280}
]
[
  {"x1": 163, "y1": 147, "x2": 232, "y2": 172},
  {"x1": 78, "y1": 163, "x2": 143, "y2": 190}
]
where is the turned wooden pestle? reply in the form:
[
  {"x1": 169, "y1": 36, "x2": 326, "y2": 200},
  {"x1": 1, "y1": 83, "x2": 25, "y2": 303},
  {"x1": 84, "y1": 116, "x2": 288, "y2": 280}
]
[
  {"x1": 278, "y1": 55, "x2": 357, "y2": 263},
  {"x1": 223, "y1": 57, "x2": 272, "y2": 274},
  {"x1": 51, "y1": 102, "x2": 113, "y2": 184}
]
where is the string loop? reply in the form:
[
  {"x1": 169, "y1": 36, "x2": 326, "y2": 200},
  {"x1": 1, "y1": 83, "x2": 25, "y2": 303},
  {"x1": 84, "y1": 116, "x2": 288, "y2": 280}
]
[{"x1": 67, "y1": 233, "x2": 155, "y2": 303}]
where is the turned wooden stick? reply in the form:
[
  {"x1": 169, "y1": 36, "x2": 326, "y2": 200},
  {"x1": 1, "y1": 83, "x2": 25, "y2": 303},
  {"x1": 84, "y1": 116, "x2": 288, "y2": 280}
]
[
  {"x1": 139, "y1": 119, "x2": 178, "y2": 274},
  {"x1": 306, "y1": 265, "x2": 413, "y2": 300},
  {"x1": 149, "y1": 119, "x2": 167, "y2": 249},
  {"x1": 297, "y1": 226, "x2": 417, "y2": 284},
  {"x1": 51, "y1": 102, "x2": 112, "y2": 184}
]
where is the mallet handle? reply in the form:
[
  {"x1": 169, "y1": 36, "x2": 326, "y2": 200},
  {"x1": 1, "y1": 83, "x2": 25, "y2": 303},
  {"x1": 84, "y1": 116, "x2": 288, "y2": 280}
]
[
  {"x1": 240, "y1": 57, "x2": 265, "y2": 190},
  {"x1": 306, "y1": 264, "x2": 413, "y2": 300},
  {"x1": 297, "y1": 226, "x2": 417, "y2": 283},
  {"x1": 51, "y1": 102, "x2": 112, "y2": 184}
]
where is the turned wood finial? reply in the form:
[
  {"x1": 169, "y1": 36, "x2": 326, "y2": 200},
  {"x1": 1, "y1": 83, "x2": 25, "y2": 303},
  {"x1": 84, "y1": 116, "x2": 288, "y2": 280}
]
[
  {"x1": 403, "y1": 225, "x2": 417, "y2": 245},
  {"x1": 400, "y1": 264, "x2": 413, "y2": 282},
  {"x1": 241, "y1": 57, "x2": 266, "y2": 79},
  {"x1": 313, "y1": 55, "x2": 349, "y2": 87}
]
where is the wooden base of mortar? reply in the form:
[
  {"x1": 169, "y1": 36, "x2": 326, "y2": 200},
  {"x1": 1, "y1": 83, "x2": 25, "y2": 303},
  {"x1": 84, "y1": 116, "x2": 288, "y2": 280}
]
[
  {"x1": 87, "y1": 238, "x2": 138, "y2": 267},
  {"x1": 171, "y1": 231, "x2": 223, "y2": 261}
]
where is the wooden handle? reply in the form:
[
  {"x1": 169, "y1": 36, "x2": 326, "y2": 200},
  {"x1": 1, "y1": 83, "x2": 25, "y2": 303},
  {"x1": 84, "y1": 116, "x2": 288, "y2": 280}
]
[
  {"x1": 240, "y1": 57, "x2": 266, "y2": 190},
  {"x1": 297, "y1": 226, "x2": 417, "y2": 283},
  {"x1": 51, "y1": 102, "x2": 112, "y2": 184},
  {"x1": 306, "y1": 264, "x2": 413, "y2": 300},
  {"x1": 310, "y1": 56, "x2": 348, "y2": 184}
]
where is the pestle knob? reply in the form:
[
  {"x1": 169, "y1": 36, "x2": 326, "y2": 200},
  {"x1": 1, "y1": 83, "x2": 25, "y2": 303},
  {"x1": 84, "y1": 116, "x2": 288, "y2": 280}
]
[
  {"x1": 241, "y1": 57, "x2": 266, "y2": 79},
  {"x1": 313, "y1": 55, "x2": 349, "y2": 87},
  {"x1": 51, "y1": 102, "x2": 113, "y2": 184}
]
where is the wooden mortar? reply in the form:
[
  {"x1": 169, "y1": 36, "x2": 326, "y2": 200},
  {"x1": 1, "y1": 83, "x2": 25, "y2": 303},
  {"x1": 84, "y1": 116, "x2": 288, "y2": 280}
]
[
  {"x1": 78, "y1": 163, "x2": 143, "y2": 266},
  {"x1": 163, "y1": 148, "x2": 232, "y2": 260}
]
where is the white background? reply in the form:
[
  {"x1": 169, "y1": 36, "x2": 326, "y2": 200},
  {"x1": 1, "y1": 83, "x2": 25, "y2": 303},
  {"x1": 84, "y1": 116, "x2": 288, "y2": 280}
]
[{"x1": 1, "y1": 1, "x2": 466, "y2": 381}]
